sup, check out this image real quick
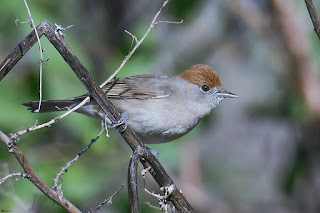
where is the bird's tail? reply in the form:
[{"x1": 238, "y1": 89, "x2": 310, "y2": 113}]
[{"x1": 23, "y1": 99, "x2": 81, "y2": 113}]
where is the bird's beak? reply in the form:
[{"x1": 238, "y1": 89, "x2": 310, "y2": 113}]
[{"x1": 217, "y1": 90, "x2": 238, "y2": 98}]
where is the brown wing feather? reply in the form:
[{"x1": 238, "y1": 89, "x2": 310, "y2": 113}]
[{"x1": 101, "y1": 75, "x2": 172, "y2": 99}]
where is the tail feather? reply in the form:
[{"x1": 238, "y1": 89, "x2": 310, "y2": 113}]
[{"x1": 23, "y1": 99, "x2": 79, "y2": 113}]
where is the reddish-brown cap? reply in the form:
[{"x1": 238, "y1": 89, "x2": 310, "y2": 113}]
[{"x1": 180, "y1": 64, "x2": 223, "y2": 88}]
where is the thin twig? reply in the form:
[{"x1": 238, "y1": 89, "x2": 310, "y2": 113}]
[
  {"x1": 154, "y1": 20, "x2": 183, "y2": 25},
  {"x1": 124, "y1": 30, "x2": 139, "y2": 44},
  {"x1": 305, "y1": 0, "x2": 320, "y2": 39},
  {"x1": 22, "y1": 0, "x2": 46, "y2": 112},
  {"x1": 53, "y1": 130, "x2": 104, "y2": 198},
  {"x1": 53, "y1": 155, "x2": 79, "y2": 200},
  {"x1": 54, "y1": 23, "x2": 74, "y2": 36},
  {"x1": 100, "y1": 0, "x2": 182, "y2": 87},
  {"x1": 0, "y1": 172, "x2": 29, "y2": 185},
  {"x1": 77, "y1": 132, "x2": 103, "y2": 156},
  {"x1": 90, "y1": 184, "x2": 124, "y2": 213}
]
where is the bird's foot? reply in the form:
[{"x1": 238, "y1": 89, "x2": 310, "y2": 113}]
[{"x1": 109, "y1": 112, "x2": 128, "y2": 130}]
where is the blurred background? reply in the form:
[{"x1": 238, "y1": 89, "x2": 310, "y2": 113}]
[{"x1": 1, "y1": 0, "x2": 320, "y2": 212}]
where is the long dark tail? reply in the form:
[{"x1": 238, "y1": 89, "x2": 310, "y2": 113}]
[{"x1": 23, "y1": 99, "x2": 81, "y2": 113}]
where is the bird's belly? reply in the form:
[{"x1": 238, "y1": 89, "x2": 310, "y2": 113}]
[
  {"x1": 129, "y1": 122, "x2": 191, "y2": 144},
  {"x1": 126, "y1": 109, "x2": 198, "y2": 144},
  {"x1": 78, "y1": 102, "x2": 190, "y2": 143},
  {"x1": 87, "y1": 99, "x2": 201, "y2": 144}
]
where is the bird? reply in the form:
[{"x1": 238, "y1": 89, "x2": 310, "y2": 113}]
[{"x1": 23, "y1": 64, "x2": 238, "y2": 144}]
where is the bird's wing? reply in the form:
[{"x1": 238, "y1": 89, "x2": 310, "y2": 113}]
[{"x1": 102, "y1": 75, "x2": 172, "y2": 99}]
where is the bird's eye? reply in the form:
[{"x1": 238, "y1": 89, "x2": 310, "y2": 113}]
[{"x1": 200, "y1": 85, "x2": 210, "y2": 92}]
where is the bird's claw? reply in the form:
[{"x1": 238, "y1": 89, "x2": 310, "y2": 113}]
[{"x1": 109, "y1": 112, "x2": 128, "y2": 130}]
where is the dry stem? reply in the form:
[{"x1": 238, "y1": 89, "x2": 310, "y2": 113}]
[{"x1": 22, "y1": 0, "x2": 46, "y2": 112}]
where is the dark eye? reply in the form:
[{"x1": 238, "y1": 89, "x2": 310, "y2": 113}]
[{"x1": 200, "y1": 85, "x2": 210, "y2": 92}]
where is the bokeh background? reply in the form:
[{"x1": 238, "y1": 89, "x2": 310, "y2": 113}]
[{"x1": 1, "y1": 0, "x2": 320, "y2": 212}]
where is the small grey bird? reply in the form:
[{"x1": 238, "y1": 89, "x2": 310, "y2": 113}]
[{"x1": 24, "y1": 64, "x2": 237, "y2": 144}]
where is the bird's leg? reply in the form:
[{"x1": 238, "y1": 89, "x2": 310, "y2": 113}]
[{"x1": 100, "y1": 118, "x2": 110, "y2": 137}]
